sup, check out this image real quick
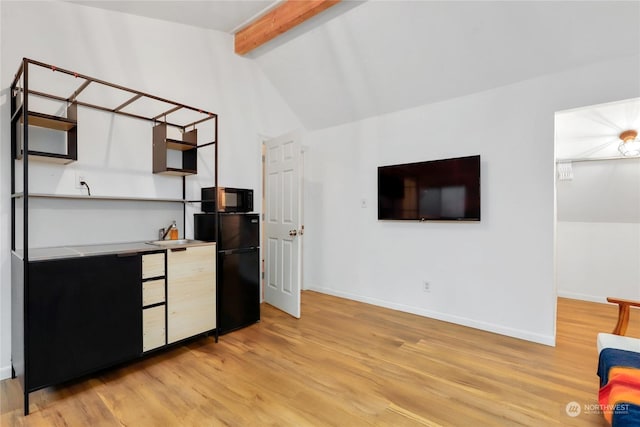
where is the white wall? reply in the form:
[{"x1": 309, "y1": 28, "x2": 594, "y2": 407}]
[
  {"x1": 557, "y1": 222, "x2": 640, "y2": 302},
  {"x1": 557, "y1": 159, "x2": 640, "y2": 302},
  {"x1": 0, "y1": 1, "x2": 301, "y2": 379},
  {"x1": 302, "y1": 54, "x2": 640, "y2": 346}
]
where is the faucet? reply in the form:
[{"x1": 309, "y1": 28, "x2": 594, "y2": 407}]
[{"x1": 159, "y1": 220, "x2": 177, "y2": 240}]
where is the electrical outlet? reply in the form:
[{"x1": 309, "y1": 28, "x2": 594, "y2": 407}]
[
  {"x1": 75, "y1": 173, "x2": 86, "y2": 189},
  {"x1": 423, "y1": 281, "x2": 431, "y2": 292}
]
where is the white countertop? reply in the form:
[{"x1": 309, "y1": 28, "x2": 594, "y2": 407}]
[{"x1": 12, "y1": 240, "x2": 215, "y2": 261}]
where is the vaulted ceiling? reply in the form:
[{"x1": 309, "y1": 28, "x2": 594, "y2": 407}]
[
  {"x1": 254, "y1": 1, "x2": 640, "y2": 129},
  {"x1": 68, "y1": 0, "x2": 281, "y2": 33},
  {"x1": 68, "y1": 1, "x2": 640, "y2": 131}
]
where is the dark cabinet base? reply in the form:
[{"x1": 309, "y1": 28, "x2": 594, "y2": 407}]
[
  {"x1": 12, "y1": 253, "x2": 142, "y2": 415},
  {"x1": 27, "y1": 254, "x2": 142, "y2": 390}
]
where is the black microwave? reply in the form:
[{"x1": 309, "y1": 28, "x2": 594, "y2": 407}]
[{"x1": 201, "y1": 187, "x2": 254, "y2": 213}]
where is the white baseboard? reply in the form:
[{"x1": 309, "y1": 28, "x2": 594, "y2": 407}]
[
  {"x1": 0, "y1": 365, "x2": 12, "y2": 380},
  {"x1": 306, "y1": 286, "x2": 556, "y2": 347},
  {"x1": 557, "y1": 291, "x2": 608, "y2": 304}
]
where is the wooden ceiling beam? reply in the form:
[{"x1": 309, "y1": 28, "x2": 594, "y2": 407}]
[{"x1": 235, "y1": 0, "x2": 341, "y2": 55}]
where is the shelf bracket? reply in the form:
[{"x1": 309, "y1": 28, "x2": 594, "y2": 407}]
[
  {"x1": 68, "y1": 80, "x2": 91, "y2": 103},
  {"x1": 114, "y1": 94, "x2": 143, "y2": 112},
  {"x1": 153, "y1": 105, "x2": 182, "y2": 121}
]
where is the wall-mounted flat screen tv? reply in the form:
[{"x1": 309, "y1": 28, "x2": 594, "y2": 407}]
[{"x1": 378, "y1": 155, "x2": 481, "y2": 221}]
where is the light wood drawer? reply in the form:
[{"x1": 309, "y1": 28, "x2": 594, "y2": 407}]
[
  {"x1": 168, "y1": 245, "x2": 216, "y2": 343},
  {"x1": 142, "y1": 253, "x2": 165, "y2": 279},
  {"x1": 143, "y1": 305, "x2": 165, "y2": 352},
  {"x1": 143, "y1": 279, "x2": 165, "y2": 306}
]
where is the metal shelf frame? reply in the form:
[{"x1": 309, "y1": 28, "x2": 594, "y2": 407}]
[{"x1": 9, "y1": 57, "x2": 220, "y2": 415}]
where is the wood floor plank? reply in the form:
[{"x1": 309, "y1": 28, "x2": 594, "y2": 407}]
[{"x1": 1, "y1": 292, "x2": 638, "y2": 426}]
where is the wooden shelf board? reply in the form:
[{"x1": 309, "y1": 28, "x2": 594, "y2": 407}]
[
  {"x1": 160, "y1": 168, "x2": 197, "y2": 177},
  {"x1": 11, "y1": 192, "x2": 185, "y2": 203},
  {"x1": 166, "y1": 138, "x2": 197, "y2": 151},
  {"x1": 22, "y1": 111, "x2": 77, "y2": 131}
]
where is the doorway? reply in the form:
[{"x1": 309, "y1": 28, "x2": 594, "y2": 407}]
[{"x1": 554, "y1": 98, "x2": 640, "y2": 307}]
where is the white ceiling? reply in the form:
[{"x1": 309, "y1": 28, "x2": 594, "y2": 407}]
[
  {"x1": 67, "y1": 0, "x2": 280, "y2": 33},
  {"x1": 556, "y1": 98, "x2": 640, "y2": 161},
  {"x1": 66, "y1": 1, "x2": 640, "y2": 133},
  {"x1": 254, "y1": 1, "x2": 640, "y2": 130}
]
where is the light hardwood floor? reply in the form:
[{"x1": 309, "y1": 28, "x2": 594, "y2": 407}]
[{"x1": 2, "y1": 292, "x2": 638, "y2": 426}]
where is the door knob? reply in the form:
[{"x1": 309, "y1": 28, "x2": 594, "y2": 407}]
[{"x1": 289, "y1": 229, "x2": 297, "y2": 237}]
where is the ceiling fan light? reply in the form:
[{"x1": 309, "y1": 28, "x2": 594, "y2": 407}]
[
  {"x1": 619, "y1": 139, "x2": 640, "y2": 156},
  {"x1": 618, "y1": 130, "x2": 640, "y2": 157}
]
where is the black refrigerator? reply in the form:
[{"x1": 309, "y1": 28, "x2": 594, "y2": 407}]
[{"x1": 195, "y1": 213, "x2": 260, "y2": 334}]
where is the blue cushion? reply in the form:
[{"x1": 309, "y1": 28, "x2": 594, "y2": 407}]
[
  {"x1": 598, "y1": 348, "x2": 640, "y2": 387},
  {"x1": 612, "y1": 402, "x2": 640, "y2": 427}
]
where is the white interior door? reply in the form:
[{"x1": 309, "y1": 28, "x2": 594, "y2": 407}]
[{"x1": 264, "y1": 131, "x2": 302, "y2": 318}]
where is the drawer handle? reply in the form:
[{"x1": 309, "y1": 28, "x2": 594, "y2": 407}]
[{"x1": 170, "y1": 248, "x2": 187, "y2": 252}]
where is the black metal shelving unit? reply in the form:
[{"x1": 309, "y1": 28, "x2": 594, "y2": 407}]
[{"x1": 9, "y1": 57, "x2": 219, "y2": 415}]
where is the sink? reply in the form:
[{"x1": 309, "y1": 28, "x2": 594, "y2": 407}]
[{"x1": 146, "y1": 239, "x2": 202, "y2": 247}]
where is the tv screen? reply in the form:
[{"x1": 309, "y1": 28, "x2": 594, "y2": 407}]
[{"x1": 378, "y1": 155, "x2": 481, "y2": 221}]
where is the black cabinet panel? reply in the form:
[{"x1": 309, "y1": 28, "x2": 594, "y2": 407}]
[
  {"x1": 27, "y1": 254, "x2": 142, "y2": 389},
  {"x1": 11, "y1": 255, "x2": 25, "y2": 385}
]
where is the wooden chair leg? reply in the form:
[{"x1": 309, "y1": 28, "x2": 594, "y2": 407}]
[
  {"x1": 607, "y1": 297, "x2": 640, "y2": 336},
  {"x1": 612, "y1": 303, "x2": 630, "y2": 335}
]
